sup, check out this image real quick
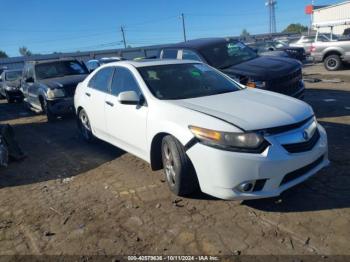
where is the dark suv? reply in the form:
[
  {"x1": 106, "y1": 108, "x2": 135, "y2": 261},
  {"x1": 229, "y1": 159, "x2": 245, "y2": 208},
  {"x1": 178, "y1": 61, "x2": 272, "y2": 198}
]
[
  {"x1": 158, "y1": 38, "x2": 305, "y2": 99},
  {"x1": 21, "y1": 58, "x2": 88, "y2": 121}
]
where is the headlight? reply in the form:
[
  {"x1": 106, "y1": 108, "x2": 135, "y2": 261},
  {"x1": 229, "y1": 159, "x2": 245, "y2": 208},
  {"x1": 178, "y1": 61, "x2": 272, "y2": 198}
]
[
  {"x1": 5, "y1": 86, "x2": 16, "y2": 91},
  {"x1": 47, "y1": 88, "x2": 65, "y2": 99},
  {"x1": 189, "y1": 126, "x2": 268, "y2": 153},
  {"x1": 246, "y1": 78, "x2": 266, "y2": 89}
]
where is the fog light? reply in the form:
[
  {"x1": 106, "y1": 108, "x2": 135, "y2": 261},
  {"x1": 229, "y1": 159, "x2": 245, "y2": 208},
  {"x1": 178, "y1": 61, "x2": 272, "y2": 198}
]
[{"x1": 237, "y1": 181, "x2": 254, "y2": 192}]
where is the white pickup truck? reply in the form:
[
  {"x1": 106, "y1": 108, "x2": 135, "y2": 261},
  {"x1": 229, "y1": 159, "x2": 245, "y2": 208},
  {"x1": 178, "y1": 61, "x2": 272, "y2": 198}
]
[{"x1": 311, "y1": 19, "x2": 350, "y2": 71}]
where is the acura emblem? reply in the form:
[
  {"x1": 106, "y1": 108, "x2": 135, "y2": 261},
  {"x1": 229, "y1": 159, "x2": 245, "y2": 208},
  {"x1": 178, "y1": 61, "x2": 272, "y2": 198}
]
[{"x1": 303, "y1": 130, "x2": 309, "y2": 140}]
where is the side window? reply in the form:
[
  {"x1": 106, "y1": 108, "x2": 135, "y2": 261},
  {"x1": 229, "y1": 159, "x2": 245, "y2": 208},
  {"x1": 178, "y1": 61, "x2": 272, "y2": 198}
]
[
  {"x1": 28, "y1": 66, "x2": 34, "y2": 79},
  {"x1": 182, "y1": 49, "x2": 202, "y2": 61},
  {"x1": 162, "y1": 49, "x2": 179, "y2": 59},
  {"x1": 88, "y1": 67, "x2": 114, "y2": 92},
  {"x1": 110, "y1": 67, "x2": 140, "y2": 96}
]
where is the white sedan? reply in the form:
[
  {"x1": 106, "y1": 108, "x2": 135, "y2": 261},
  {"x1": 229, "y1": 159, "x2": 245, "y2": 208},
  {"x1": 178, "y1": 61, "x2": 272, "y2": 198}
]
[{"x1": 74, "y1": 59, "x2": 329, "y2": 200}]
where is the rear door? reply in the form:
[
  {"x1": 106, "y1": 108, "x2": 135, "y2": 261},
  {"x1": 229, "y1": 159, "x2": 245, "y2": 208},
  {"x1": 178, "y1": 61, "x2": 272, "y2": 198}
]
[
  {"x1": 25, "y1": 65, "x2": 39, "y2": 107},
  {"x1": 104, "y1": 66, "x2": 148, "y2": 159},
  {"x1": 84, "y1": 67, "x2": 114, "y2": 137}
]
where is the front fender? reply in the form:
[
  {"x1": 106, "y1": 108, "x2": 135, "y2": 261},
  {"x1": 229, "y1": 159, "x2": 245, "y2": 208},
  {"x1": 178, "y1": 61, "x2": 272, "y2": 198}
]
[{"x1": 322, "y1": 47, "x2": 344, "y2": 60}]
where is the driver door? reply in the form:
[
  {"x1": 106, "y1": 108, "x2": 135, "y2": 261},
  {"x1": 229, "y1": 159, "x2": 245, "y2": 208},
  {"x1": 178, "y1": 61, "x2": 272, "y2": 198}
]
[{"x1": 104, "y1": 66, "x2": 148, "y2": 160}]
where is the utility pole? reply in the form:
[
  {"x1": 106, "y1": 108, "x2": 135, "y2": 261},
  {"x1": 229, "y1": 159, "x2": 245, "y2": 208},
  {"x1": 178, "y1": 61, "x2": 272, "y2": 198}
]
[
  {"x1": 181, "y1": 13, "x2": 187, "y2": 42},
  {"x1": 309, "y1": 0, "x2": 315, "y2": 35},
  {"x1": 266, "y1": 0, "x2": 277, "y2": 34},
  {"x1": 121, "y1": 26, "x2": 127, "y2": 48}
]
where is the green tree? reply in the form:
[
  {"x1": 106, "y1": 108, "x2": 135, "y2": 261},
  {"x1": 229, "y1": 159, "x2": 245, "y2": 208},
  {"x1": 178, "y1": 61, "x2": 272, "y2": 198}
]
[
  {"x1": 240, "y1": 29, "x2": 251, "y2": 39},
  {"x1": 283, "y1": 23, "x2": 308, "y2": 33},
  {"x1": 0, "y1": 50, "x2": 8, "y2": 58},
  {"x1": 19, "y1": 46, "x2": 32, "y2": 56}
]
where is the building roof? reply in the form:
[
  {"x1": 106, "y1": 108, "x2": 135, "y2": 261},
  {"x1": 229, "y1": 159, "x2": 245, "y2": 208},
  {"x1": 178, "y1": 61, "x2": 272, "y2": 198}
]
[{"x1": 313, "y1": 1, "x2": 350, "y2": 11}]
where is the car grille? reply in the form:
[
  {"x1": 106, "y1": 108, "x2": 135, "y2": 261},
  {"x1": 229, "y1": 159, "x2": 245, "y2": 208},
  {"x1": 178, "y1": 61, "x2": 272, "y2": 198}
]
[
  {"x1": 63, "y1": 85, "x2": 77, "y2": 97},
  {"x1": 266, "y1": 69, "x2": 302, "y2": 96},
  {"x1": 282, "y1": 129, "x2": 320, "y2": 153},
  {"x1": 280, "y1": 155, "x2": 324, "y2": 186}
]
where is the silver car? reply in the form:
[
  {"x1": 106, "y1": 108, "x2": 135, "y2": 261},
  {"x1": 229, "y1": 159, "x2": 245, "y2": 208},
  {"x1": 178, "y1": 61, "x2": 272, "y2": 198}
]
[{"x1": 0, "y1": 69, "x2": 23, "y2": 103}]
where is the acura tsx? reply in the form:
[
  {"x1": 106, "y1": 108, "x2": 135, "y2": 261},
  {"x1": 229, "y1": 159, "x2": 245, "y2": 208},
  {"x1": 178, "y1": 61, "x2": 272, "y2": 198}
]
[{"x1": 74, "y1": 59, "x2": 329, "y2": 200}]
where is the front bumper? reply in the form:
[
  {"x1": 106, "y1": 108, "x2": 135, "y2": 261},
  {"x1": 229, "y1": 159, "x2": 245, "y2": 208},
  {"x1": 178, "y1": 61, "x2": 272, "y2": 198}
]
[
  {"x1": 291, "y1": 80, "x2": 305, "y2": 99},
  {"x1": 6, "y1": 89, "x2": 23, "y2": 99},
  {"x1": 47, "y1": 97, "x2": 74, "y2": 115},
  {"x1": 186, "y1": 124, "x2": 329, "y2": 200},
  {"x1": 311, "y1": 54, "x2": 323, "y2": 63}
]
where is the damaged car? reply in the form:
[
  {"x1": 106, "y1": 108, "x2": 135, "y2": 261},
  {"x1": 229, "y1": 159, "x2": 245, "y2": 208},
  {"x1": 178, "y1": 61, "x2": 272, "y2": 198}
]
[
  {"x1": 21, "y1": 58, "x2": 89, "y2": 122},
  {"x1": 0, "y1": 69, "x2": 23, "y2": 103},
  {"x1": 74, "y1": 59, "x2": 329, "y2": 200}
]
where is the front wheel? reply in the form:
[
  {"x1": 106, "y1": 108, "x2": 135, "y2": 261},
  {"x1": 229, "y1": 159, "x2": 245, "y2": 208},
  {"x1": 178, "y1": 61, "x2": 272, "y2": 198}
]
[
  {"x1": 78, "y1": 109, "x2": 94, "y2": 142},
  {"x1": 5, "y1": 93, "x2": 14, "y2": 103},
  {"x1": 41, "y1": 99, "x2": 56, "y2": 122},
  {"x1": 324, "y1": 54, "x2": 342, "y2": 71},
  {"x1": 161, "y1": 135, "x2": 199, "y2": 196}
]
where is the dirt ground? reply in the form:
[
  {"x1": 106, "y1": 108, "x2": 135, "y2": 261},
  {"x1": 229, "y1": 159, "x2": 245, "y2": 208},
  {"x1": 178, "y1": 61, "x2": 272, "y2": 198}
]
[{"x1": 0, "y1": 68, "x2": 349, "y2": 256}]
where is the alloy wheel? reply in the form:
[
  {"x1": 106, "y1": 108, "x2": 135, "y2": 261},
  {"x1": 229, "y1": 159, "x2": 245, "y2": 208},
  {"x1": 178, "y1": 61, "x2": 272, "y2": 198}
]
[{"x1": 163, "y1": 142, "x2": 176, "y2": 185}]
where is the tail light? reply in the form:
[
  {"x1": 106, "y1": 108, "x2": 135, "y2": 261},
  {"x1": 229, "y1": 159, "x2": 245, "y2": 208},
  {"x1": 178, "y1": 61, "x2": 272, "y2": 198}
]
[{"x1": 310, "y1": 44, "x2": 316, "y2": 53}]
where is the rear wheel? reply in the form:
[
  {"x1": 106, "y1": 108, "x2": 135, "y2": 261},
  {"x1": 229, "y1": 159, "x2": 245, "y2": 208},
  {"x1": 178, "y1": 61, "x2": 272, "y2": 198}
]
[
  {"x1": 78, "y1": 109, "x2": 94, "y2": 142},
  {"x1": 324, "y1": 54, "x2": 342, "y2": 71},
  {"x1": 161, "y1": 135, "x2": 199, "y2": 196}
]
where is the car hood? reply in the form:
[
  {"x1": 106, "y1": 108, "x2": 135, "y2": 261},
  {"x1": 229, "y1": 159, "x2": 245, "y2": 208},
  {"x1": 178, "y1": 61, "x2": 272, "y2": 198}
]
[
  {"x1": 6, "y1": 80, "x2": 21, "y2": 88},
  {"x1": 221, "y1": 56, "x2": 301, "y2": 81},
  {"x1": 38, "y1": 74, "x2": 87, "y2": 89},
  {"x1": 169, "y1": 88, "x2": 313, "y2": 131}
]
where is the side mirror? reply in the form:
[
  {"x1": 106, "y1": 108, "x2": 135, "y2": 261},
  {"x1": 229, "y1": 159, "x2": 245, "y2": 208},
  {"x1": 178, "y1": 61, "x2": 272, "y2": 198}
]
[
  {"x1": 25, "y1": 77, "x2": 34, "y2": 83},
  {"x1": 118, "y1": 91, "x2": 140, "y2": 105}
]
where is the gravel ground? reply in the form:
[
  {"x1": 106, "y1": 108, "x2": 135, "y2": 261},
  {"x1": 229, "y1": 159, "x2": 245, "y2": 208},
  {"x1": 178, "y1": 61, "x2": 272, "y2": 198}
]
[{"x1": 0, "y1": 74, "x2": 349, "y2": 256}]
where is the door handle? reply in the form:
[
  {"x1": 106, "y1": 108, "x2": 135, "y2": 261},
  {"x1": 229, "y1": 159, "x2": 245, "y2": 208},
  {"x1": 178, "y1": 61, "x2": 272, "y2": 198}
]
[
  {"x1": 105, "y1": 101, "x2": 114, "y2": 107},
  {"x1": 85, "y1": 92, "x2": 91, "y2": 97}
]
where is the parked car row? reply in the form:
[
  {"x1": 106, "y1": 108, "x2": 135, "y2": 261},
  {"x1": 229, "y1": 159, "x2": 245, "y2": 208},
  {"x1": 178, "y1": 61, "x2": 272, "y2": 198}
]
[{"x1": 1, "y1": 38, "x2": 306, "y2": 121}]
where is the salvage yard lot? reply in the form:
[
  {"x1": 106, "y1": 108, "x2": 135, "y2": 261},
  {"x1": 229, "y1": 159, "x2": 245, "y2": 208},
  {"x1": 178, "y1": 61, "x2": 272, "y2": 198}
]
[{"x1": 0, "y1": 76, "x2": 350, "y2": 255}]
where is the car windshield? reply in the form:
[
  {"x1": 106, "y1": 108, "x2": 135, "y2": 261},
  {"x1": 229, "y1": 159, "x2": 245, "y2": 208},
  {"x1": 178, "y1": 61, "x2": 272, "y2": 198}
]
[
  {"x1": 199, "y1": 41, "x2": 258, "y2": 69},
  {"x1": 5, "y1": 71, "x2": 21, "y2": 81},
  {"x1": 35, "y1": 61, "x2": 88, "y2": 80},
  {"x1": 271, "y1": 41, "x2": 286, "y2": 48},
  {"x1": 138, "y1": 63, "x2": 242, "y2": 100}
]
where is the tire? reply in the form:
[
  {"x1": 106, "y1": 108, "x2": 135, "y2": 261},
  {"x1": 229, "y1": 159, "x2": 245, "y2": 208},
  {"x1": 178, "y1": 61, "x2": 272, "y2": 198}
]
[
  {"x1": 324, "y1": 54, "x2": 342, "y2": 71},
  {"x1": 161, "y1": 135, "x2": 199, "y2": 196},
  {"x1": 5, "y1": 92, "x2": 14, "y2": 103},
  {"x1": 78, "y1": 109, "x2": 94, "y2": 142},
  {"x1": 41, "y1": 98, "x2": 56, "y2": 122}
]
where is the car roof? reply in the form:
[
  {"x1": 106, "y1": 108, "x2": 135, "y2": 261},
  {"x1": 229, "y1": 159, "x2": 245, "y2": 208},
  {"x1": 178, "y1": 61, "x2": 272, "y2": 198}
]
[
  {"x1": 163, "y1": 37, "x2": 236, "y2": 50},
  {"x1": 3, "y1": 69, "x2": 22, "y2": 73},
  {"x1": 105, "y1": 59, "x2": 201, "y2": 68},
  {"x1": 27, "y1": 58, "x2": 79, "y2": 64}
]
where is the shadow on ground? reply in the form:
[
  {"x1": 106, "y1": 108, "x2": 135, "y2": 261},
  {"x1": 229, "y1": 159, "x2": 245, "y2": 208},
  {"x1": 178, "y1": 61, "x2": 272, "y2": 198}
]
[
  {"x1": 0, "y1": 118, "x2": 124, "y2": 188},
  {"x1": 0, "y1": 99, "x2": 36, "y2": 122}
]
